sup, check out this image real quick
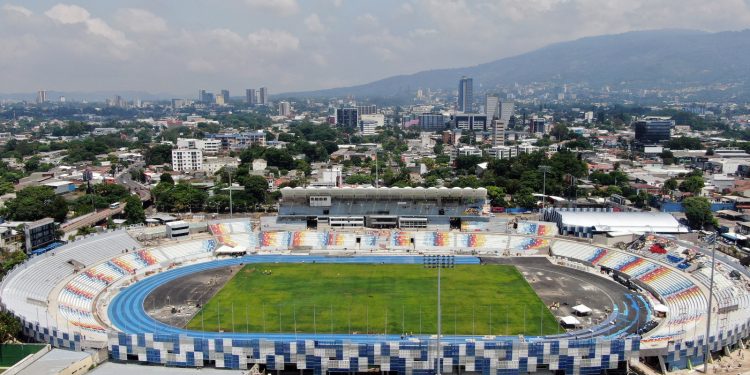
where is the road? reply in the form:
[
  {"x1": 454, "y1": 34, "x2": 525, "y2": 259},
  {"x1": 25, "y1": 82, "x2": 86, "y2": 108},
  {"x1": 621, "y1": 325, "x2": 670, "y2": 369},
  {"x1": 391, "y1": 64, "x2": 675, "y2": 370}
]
[{"x1": 118, "y1": 163, "x2": 151, "y2": 201}]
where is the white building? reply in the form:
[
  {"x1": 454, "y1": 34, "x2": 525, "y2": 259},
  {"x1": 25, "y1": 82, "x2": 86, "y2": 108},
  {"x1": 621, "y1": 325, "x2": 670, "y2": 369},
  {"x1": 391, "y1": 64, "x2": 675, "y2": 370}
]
[
  {"x1": 176, "y1": 138, "x2": 221, "y2": 154},
  {"x1": 360, "y1": 114, "x2": 385, "y2": 127},
  {"x1": 359, "y1": 120, "x2": 378, "y2": 136},
  {"x1": 454, "y1": 146, "x2": 482, "y2": 157},
  {"x1": 202, "y1": 157, "x2": 239, "y2": 175},
  {"x1": 252, "y1": 159, "x2": 268, "y2": 171},
  {"x1": 171, "y1": 149, "x2": 203, "y2": 172},
  {"x1": 487, "y1": 145, "x2": 517, "y2": 159}
]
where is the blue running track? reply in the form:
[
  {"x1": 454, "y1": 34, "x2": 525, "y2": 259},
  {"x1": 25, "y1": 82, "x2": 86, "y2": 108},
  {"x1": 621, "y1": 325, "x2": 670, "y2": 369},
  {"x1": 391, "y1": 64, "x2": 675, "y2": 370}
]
[{"x1": 107, "y1": 255, "x2": 638, "y2": 343}]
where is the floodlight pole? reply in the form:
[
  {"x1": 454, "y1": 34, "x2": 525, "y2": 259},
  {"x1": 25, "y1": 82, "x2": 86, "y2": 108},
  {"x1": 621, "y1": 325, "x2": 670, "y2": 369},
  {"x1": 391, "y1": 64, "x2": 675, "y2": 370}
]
[
  {"x1": 704, "y1": 232, "x2": 717, "y2": 374},
  {"x1": 424, "y1": 255, "x2": 454, "y2": 375},
  {"x1": 539, "y1": 165, "x2": 551, "y2": 212}
]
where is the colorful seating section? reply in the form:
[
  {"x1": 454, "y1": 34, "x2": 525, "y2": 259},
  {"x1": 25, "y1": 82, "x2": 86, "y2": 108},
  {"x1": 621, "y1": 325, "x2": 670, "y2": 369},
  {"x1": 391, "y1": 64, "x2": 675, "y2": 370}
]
[
  {"x1": 551, "y1": 240, "x2": 710, "y2": 342},
  {"x1": 515, "y1": 221, "x2": 557, "y2": 236},
  {"x1": 56, "y1": 239, "x2": 218, "y2": 336},
  {"x1": 209, "y1": 221, "x2": 255, "y2": 249}
]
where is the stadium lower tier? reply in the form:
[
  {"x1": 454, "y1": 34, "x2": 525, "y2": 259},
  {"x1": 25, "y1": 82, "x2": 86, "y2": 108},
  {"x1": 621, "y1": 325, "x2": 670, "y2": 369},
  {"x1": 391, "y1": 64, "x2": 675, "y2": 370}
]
[{"x1": 1, "y1": 223, "x2": 749, "y2": 373}]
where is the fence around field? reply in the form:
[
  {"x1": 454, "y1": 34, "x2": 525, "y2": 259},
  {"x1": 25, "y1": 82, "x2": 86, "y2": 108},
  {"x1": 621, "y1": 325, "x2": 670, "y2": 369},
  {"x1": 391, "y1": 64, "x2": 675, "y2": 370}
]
[{"x1": 186, "y1": 301, "x2": 561, "y2": 337}]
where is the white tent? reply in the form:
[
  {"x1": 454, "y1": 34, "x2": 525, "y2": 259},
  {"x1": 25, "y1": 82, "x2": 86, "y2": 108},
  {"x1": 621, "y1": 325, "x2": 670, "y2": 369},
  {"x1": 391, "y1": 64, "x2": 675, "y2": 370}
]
[
  {"x1": 560, "y1": 316, "x2": 581, "y2": 327},
  {"x1": 215, "y1": 245, "x2": 247, "y2": 254},
  {"x1": 572, "y1": 304, "x2": 592, "y2": 316}
]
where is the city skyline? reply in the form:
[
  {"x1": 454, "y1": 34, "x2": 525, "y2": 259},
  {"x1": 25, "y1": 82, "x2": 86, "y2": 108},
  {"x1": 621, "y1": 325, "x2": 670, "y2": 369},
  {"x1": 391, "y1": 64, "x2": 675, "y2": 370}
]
[{"x1": 1, "y1": 0, "x2": 750, "y2": 95}]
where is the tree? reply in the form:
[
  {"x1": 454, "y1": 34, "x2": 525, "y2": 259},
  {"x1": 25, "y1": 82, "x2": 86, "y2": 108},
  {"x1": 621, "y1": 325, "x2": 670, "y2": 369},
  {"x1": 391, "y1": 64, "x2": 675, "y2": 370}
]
[
  {"x1": 663, "y1": 178, "x2": 678, "y2": 194},
  {"x1": 486, "y1": 186, "x2": 508, "y2": 207},
  {"x1": 0, "y1": 310, "x2": 21, "y2": 342},
  {"x1": 160, "y1": 173, "x2": 174, "y2": 185},
  {"x1": 679, "y1": 175, "x2": 704, "y2": 195},
  {"x1": 683, "y1": 196, "x2": 715, "y2": 230},
  {"x1": 2, "y1": 186, "x2": 68, "y2": 222},
  {"x1": 144, "y1": 144, "x2": 173, "y2": 165},
  {"x1": 123, "y1": 195, "x2": 145, "y2": 224},
  {"x1": 514, "y1": 188, "x2": 538, "y2": 209},
  {"x1": 243, "y1": 175, "x2": 269, "y2": 207}
]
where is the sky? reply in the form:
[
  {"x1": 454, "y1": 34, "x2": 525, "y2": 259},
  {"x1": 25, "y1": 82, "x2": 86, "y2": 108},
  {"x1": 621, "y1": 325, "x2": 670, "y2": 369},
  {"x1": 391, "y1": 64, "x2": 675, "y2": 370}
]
[{"x1": 1, "y1": 0, "x2": 750, "y2": 97}]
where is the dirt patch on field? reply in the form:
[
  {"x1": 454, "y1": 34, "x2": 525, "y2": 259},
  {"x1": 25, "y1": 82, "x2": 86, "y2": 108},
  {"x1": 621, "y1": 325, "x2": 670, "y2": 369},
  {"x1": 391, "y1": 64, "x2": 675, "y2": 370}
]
[{"x1": 143, "y1": 265, "x2": 243, "y2": 328}]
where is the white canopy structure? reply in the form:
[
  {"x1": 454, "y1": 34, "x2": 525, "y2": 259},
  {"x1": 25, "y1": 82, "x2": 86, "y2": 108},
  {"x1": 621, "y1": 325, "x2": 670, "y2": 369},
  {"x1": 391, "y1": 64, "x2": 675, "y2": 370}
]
[
  {"x1": 215, "y1": 245, "x2": 247, "y2": 254},
  {"x1": 560, "y1": 316, "x2": 581, "y2": 327},
  {"x1": 554, "y1": 211, "x2": 688, "y2": 234},
  {"x1": 572, "y1": 304, "x2": 592, "y2": 316}
]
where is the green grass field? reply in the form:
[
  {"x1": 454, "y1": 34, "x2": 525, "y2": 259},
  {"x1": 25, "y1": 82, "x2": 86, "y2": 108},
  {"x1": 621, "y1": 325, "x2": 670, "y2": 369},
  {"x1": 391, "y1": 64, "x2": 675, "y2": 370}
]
[{"x1": 186, "y1": 263, "x2": 559, "y2": 336}]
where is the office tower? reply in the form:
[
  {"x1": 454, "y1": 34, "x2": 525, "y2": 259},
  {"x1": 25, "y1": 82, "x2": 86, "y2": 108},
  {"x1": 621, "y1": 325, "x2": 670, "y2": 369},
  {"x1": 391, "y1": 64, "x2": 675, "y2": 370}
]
[
  {"x1": 485, "y1": 95, "x2": 500, "y2": 120},
  {"x1": 499, "y1": 101, "x2": 514, "y2": 123},
  {"x1": 335, "y1": 108, "x2": 359, "y2": 128},
  {"x1": 458, "y1": 76, "x2": 473, "y2": 112},
  {"x1": 634, "y1": 117, "x2": 674, "y2": 144},
  {"x1": 259, "y1": 87, "x2": 268, "y2": 105},
  {"x1": 492, "y1": 119, "x2": 506, "y2": 146},
  {"x1": 453, "y1": 113, "x2": 487, "y2": 131},
  {"x1": 418, "y1": 114, "x2": 446, "y2": 131},
  {"x1": 220, "y1": 90, "x2": 230, "y2": 104},
  {"x1": 198, "y1": 89, "x2": 206, "y2": 103},
  {"x1": 246, "y1": 89, "x2": 257, "y2": 105},
  {"x1": 278, "y1": 101, "x2": 291, "y2": 117},
  {"x1": 36, "y1": 90, "x2": 47, "y2": 104},
  {"x1": 171, "y1": 99, "x2": 186, "y2": 109},
  {"x1": 530, "y1": 118, "x2": 547, "y2": 134},
  {"x1": 357, "y1": 104, "x2": 377, "y2": 115}
]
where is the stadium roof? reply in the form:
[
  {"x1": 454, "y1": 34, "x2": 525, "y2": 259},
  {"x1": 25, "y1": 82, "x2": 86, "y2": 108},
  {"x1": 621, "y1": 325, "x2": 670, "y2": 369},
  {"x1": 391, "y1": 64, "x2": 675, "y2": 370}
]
[
  {"x1": 280, "y1": 186, "x2": 487, "y2": 199},
  {"x1": 557, "y1": 211, "x2": 688, "y2": 233}
]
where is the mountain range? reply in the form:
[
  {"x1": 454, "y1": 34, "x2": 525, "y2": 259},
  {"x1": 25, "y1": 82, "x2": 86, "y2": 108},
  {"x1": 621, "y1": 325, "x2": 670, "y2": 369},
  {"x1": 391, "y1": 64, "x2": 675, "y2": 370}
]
[{"x1": 283, "y1": 29, "x2": 750, "y2": 99}]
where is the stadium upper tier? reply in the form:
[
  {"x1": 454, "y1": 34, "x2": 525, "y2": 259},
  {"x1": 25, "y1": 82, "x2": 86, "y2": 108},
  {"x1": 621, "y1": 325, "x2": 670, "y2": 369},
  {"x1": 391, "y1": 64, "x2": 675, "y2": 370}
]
[
  {"x1": 1, "y1": 220, "x2": 749, "y2": 373},
  {"x1": 280, "y1": 186, "x2": 488, "y2": 200}
]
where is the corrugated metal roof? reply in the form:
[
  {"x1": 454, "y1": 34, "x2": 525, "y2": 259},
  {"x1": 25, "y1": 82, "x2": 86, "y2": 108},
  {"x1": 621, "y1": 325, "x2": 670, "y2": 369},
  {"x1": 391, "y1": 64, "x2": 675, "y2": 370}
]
[{"x1": 558, "y1": 211, "x2": 688, "y2": 233}]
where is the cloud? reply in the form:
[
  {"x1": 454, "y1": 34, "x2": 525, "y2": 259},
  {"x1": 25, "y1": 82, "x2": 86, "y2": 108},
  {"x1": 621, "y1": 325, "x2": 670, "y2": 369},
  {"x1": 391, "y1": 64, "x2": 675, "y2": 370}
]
[
  {"x1": 247, "y1": 29, "x2": 299, "y2": 53},
  {"x1": 398, "y1": 3, "x2": 414, "y2": 15},
  {"x1": 44, "y1": 4, "x2": 131, "y2": 49},
  {"x1": 45, "y1": 4, "x2": 90, "y2": 24},
  {"x1": 1, "y1": 4, "x2": 32, "y2": 17},
  {"x1": 115, "y1": 8, "x2": 168, "y2": 33},
  {"x1": 245, "y1": 0, "x2": 299, "y2": 16},
  {"x1": 304, "y1": 13, "x2": 325, "y2": 33},
  {"x1": 356, "y1": 13, "x2": 379, "y2": 28},
  {"x1": 409, "y1": 28, "x2": 438, "y2": 38}
]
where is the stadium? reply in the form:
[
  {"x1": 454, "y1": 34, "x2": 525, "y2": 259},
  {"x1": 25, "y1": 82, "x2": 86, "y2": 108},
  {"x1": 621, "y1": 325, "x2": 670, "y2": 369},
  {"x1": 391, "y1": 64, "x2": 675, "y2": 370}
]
[{"x1": 1, "y1": 187, "x2": 749, "y2": 374}]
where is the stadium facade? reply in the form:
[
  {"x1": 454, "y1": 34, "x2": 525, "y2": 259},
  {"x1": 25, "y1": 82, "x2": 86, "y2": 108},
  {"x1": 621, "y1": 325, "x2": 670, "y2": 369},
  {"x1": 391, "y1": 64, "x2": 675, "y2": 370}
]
[{"x1": 278, "y1": 186, "x2": 488, "y2": 230}]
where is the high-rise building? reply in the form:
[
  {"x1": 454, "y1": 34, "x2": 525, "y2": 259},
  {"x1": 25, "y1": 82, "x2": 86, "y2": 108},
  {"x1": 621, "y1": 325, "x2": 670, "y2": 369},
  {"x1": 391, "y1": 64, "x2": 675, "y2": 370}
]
[
  {"x1": 259, "y1": 87, "x2": 268, "y2": 105},
  {"x1": 453, "y1": 113, "x2": 487, "y2": 131},
  {"x1": 499, "y1": 101, "x2": 514, "y2": 123},
  {"x1": 198, "y1": 89, "x2": 206, "y2": 103},
  {"x1": 335, "y1": 108, "x2": 359, "y2": 128},
  {"x1": 485, "y1": 95, "x2": 500, "y2": 120},
  {"x1": 171, "y1": 99, "x2": 186, "y2": 109},
  {"x1": 359, "y1": 120, "x2": 377, "y2": 136},
  {"x1": 492, "y1": 119, "x2": 506, "y2": 146},
  {"x1": 458, "y1": 76, "x2": 473, "y2": 112},
  {"x1": 36, "y1": 90, "x2": 47, "y2": 104},
  {"x1": 530, "y1": 117, "x2": 547, "y2": 134},
  {"x1": 246, "y1": 89, "x2": 257, "y2": 105},
  {"x1": 171, "y1": 149, "x2": 203, "y2": 172},
  {"x1": 357, "y1": 105, "x2": 377, "y2": 115},
  {"x1": 418, "y1": 114, "x2": 446, "y2": 131},
  {"x1": 278, "y1": 101, "x2": 291, "y2": 117},
  {"x1": 634, "y1": 117, "x2": 674, "y2": 144},
  {"x1": 220, "y1": 90, "x2": 230, "y2": 104}
]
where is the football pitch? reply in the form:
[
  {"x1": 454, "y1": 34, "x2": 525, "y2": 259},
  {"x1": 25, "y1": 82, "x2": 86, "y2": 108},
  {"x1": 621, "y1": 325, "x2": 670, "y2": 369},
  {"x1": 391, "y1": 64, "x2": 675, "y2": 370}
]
[{"x1": 186, "y1": 263, "x2": 559, "y2": 336}]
